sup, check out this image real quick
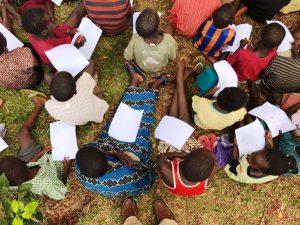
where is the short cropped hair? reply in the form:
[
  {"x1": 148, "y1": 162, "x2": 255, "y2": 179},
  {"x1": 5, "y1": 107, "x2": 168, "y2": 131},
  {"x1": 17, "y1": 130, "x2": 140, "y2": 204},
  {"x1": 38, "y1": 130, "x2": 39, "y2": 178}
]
[
  {"x1": 21, "y1": 8, "x2": 48, "y2": 36},
  {"x1": 76, "y1": 146, "x2": 109, "y2": 178},
  {"x1": 0, "y1": 156, "x2": 30, "y2": 186},
  {"x1": 136, "y1": 8, "x2": 159, "y2": 38},
  {"x1": 50, "y1": 72, "x2": 76, "y2": 102},
  {"x1": 217, "y1": 87, "x2": 248, "y2": 112},
  {"x1": 261, "y1": 23, "x2": 286, "y2": 49},
  {"x1": 213, "y1": 3, "x2": 234, "y2": 29},
  {"x1": 0, "y1": 33, "x2": 7, "y2": 55},
  {"x1": 181, "y1": 149, "x2": 215, "y2": 182}
]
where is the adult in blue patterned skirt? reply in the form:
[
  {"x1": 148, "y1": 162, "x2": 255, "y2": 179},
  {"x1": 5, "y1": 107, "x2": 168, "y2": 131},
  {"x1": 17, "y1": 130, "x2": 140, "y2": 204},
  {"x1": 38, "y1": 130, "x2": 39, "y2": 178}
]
[{"x1": 75, "y1": 61, "x2": 173, "y2": 197}]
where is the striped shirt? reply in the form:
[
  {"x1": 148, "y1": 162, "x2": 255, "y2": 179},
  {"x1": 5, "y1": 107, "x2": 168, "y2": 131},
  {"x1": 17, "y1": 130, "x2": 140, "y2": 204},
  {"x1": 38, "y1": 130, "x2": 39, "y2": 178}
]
[
  {"x1": 262, "y1": 56, "x2": 300, "y2": 93},
  {"x1": 193, "y1": 18, "x2": 236, "y2": 57},
  {"x1": 168, "y1": 0, "x2": 221, "y2": 37},
  {"x1": 84, "y1": 0, "x2": 131, "y2": 35}
]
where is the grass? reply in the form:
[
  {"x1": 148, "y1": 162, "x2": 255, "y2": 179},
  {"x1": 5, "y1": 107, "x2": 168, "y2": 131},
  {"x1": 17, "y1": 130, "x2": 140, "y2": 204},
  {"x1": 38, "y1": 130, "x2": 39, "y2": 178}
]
[{"x1": 0, "y1": 0, "x2": 300, "y2": 225}]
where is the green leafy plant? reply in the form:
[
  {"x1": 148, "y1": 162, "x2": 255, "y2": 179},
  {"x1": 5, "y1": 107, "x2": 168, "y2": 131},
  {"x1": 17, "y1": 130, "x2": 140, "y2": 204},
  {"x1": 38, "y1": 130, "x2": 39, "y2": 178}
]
[{"x1": 0, "y1": 174, "x2": 42, "y2": 225}]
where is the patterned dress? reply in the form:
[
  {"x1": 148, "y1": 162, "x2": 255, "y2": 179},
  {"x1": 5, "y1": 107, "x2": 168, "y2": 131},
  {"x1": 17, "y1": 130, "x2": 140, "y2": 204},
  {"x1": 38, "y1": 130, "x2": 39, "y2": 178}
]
[{"x1": 75, "y1": 87, "x2": 158, "y2": 197}]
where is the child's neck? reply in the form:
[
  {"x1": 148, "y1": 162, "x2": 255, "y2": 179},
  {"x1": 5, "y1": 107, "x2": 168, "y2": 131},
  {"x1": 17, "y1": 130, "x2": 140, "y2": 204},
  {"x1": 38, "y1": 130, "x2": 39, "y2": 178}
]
[
  {"x1": 144, "y1": 32, "x2": 163, "y2": 45},
  {"x1": 254, "y1": 43, "x2": 272, "y2": 58}
]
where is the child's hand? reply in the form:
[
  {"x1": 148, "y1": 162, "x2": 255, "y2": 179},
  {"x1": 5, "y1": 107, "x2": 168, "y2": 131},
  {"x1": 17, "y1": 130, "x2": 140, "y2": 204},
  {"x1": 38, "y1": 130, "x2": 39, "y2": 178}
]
[
  {"x1": 291, "y1": 40, "x2": 300, "y2": 58},
  {"x1": 239, "y1": 38, "x2": 249, "y2": 48},
  {"x1": 265, "y1": 131, "x2": 274, "y2": 149},
  {"x1": 74, "y1": 34, "x2": 86, "y2": 48},
  {"x1": 63, "y1": 157, "x2": 72, "y2": 170},
  {"x1": 66, "y1": 28, "x2": 79, "y2": 36},
  {"x1": 41, "y1": 146, "x2": 52, "y2": 155},
  {"x1": 204, "y1": 86, "x2": 220, "y2": 97},
  {"x1": 116, "y1": 152, "x2": 134, "y2": 167},
  {"x1": 176, "y1": 57, "x2": 188, "y2": 71}
]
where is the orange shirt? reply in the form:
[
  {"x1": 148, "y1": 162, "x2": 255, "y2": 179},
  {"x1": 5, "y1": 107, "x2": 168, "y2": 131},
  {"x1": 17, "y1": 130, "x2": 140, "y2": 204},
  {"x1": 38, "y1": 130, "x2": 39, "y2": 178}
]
[{"x1": 168, "y1": 0, "x2": 221, "y2": 37}]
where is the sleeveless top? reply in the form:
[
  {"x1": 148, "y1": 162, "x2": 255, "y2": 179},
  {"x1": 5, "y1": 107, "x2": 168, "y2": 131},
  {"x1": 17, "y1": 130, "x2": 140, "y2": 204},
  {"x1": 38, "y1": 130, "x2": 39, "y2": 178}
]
[{"x1": 163, "y1": 160, "x2": 207, "y2": 196}]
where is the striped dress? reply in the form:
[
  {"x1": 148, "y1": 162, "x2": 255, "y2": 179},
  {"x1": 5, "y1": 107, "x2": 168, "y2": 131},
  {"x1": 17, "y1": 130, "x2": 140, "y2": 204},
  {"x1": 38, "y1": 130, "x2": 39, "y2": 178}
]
[
  {"x1": 193, "y1": 18, "x2": 236, "y2": 57},
  {"x1": 262, "y1": 56, "x2": 300, "y2": 93},
  {"x1": 84, "y1": 0, "x2": 131, "y2": 36}
]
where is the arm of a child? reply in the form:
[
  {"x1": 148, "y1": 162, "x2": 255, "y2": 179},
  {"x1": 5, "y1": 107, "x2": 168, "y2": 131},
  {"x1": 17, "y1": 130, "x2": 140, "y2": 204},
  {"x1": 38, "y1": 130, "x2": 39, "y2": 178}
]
[
  {"x1": 206, "y1": 164, "x2": 216, "y2": 187},
  {"x1": 62, "y1": 157, "x2": 72, "y2": 184},
  {"x1": 83, "y1": 59, "x2": 96, "y2": 76},
  {"x1": 64, "y1": 0, "x2": 86, "y2": 28},
  {"x1": 285, "y1": 102, "x2": 300, "y2": 119},
  {"x1": 4, "y1": 3, "x2": 21, "y2": 26},
  {"x1": 169, "y1": 37, "x2": 178, "y2": 61},
  {"x1": 124, "y1": 38, "x2": 134, "y2": 61},
  {"x1": 30, "y1": 146, "x2": 52, "y2": 162},
  {"x1": 46, "y1": 1, "x2": 55, "y2": 22},
  {"x1": 104, "y1": 151, "x2": 134, "y2": 167},
  {"x1": 157, "y1": 154, "x2": 174, "y2": 187},
  {"x1": 233, "y1": 138, "x2": 239, "y2": 160}
]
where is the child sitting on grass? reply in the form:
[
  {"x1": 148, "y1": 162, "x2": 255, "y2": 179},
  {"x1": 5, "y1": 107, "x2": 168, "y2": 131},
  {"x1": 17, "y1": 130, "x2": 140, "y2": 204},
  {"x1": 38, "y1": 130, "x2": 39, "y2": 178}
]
[
  {"x1": 0, "y1": 5, "x2": 43, "y2": 90},
  {"x1": 45, "y1": 59, "x2": 109, "y2": 126},
  {"x1": 21, "y1": 2, "x2": 86, "y2": 65},
  {"x1": 224, "y1": 131, "x2": 298, "y2": 184},
  {"x1": 157, "y1": 58, "x2": 216, "y2": 196},
  {"x1": 227, "y1": 23, "x2": 285, "y2": 82},
  {"x1": 0, "y1": 96, "x2": 71, "y2": 200},
  {"x1": 124, "y1": 8, "x2": 178, "y2": 72},
  {"x1": 192, "y1": 86, "x2": 248, "y2": 130},
  {"x1": 193, "y1": 3, "x2": 237, "y2": 59},
  {"x1": 5, "y1": 0, "x2": 55, "y2": 24}
]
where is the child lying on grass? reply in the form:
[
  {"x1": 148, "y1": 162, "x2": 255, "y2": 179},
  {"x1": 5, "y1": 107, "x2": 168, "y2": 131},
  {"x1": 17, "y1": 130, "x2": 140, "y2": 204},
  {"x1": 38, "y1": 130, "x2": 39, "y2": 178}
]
[
  {"x1": 0, "y1": 96, "x2": 71, "y2": 200},
  {"x1": 157, "y1": 58, "x2": 216, "y2": 196}
]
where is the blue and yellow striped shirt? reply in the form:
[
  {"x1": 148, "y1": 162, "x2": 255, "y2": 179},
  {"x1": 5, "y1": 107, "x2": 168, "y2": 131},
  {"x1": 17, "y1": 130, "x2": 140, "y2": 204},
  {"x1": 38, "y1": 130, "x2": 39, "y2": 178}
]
[{"x1": 193, "y1": 18, "x2": 236, "y2": 57}]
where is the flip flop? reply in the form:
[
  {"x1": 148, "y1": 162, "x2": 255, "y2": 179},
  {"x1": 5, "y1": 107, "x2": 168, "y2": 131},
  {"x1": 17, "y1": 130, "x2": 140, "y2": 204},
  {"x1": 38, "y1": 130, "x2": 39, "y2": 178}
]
[
  {"x1": 20, "y1": 89, "x2": 47, "y2": 99},
  {"x1": 124, "y1": 61, "x2": 147, "y2": 83},
  {"x1": 149, "y1": 72, "x2": 175, "y2": 86}
]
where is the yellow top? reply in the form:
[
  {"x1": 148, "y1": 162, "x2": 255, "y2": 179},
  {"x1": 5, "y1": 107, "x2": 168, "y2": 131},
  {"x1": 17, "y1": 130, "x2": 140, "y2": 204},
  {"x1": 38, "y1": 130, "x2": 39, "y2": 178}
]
[
  {"x1": 192, "y1": 96, "x2": 247, "y2": 130},
  {"x1": 280, "y1": 0, "x2": 300, "y2": 14}
]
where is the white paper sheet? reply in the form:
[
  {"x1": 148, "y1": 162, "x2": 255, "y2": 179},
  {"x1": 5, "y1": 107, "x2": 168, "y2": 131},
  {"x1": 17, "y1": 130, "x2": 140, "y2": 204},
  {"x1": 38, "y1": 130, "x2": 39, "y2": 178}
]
[
  {"x1": 50, "y1": 121, "x2": 78, "y2": 161},
  {"x1": 155, "y1": 116, "x2": 195, "y2": 150},
  {"x1": 222, "y1": 24, "x2": 252, "y2": 53},
  {"x1": 0, "y1": 24, "x2": 23, "y2": 51},
  {"x1": 51, "y1": 0, "x2": 63, "y2": 6},
  {"x1": 0, "y1": 137, "x2": 8, "y2": 152},
  {"x1": 266, "y1": 20, "x2": 294, "y2": 53},
  {"x1": 133, "y1": 12, "x2": 161, "y2": 34},
  {"x1": 235, "y1": 119, "x2": 266, "y2": 156},
  {"x1": 45, "y1": 44, "x2": 89, "y2": 77},
  {"x1": 213, "y1": 60, "x2": 238, "y2": 97},
  {"x1": 249, "y1": 102, "x2": 296, "y2": 137},
  {"x1": 71, "y1": 17, "x2": 102, "y2": 59},
  {"x1": 108, "y1": 102, "x2": 144, "y2": 142},
  {"x1": 130, "y1": 0, "x2": 133, "y2": 6}
]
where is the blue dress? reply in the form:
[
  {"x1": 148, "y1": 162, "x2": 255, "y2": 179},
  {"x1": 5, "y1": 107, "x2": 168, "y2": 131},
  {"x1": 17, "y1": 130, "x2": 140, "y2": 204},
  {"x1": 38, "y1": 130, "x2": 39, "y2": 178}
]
[{"x1": 75, "y1": 87, "x2": 158, "y2": 197}]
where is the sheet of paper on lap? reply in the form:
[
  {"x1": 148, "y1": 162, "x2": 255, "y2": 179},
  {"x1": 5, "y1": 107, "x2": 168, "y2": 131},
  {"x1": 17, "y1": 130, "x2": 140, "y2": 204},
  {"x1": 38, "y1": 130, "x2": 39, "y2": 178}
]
[
  {"x1": 235, "y1": 119, "x2": 266, "y2": 156},
  {"x1": 0, "y1": 24, "x2": 23, "y2": 51},
  {"x1": 155, "y1": 116, "x2": 195, "y2": 150},
  {"x1": 50, "y1": 121, "x2": 78, "y2": 161},
  {"x1": 0, "y1": 137, "x2": 8, "y2": 152},
  {"x1": 108, "y1": 102, "x2": 144, "y2": 142}
]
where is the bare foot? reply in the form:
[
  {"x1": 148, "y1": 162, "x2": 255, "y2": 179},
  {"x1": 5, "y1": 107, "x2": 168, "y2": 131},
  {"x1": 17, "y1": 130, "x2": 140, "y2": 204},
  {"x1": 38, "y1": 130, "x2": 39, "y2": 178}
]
[
  {"x1": 33, "y1": 96, "x2": 46, "y2": 107},
  {"x1": 125, "y1": 61, "x2": 145, "y2": 87}
]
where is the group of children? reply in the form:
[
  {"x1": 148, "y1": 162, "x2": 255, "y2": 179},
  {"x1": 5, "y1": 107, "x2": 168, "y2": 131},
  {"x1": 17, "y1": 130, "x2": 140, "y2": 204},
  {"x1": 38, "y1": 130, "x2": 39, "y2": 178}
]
[{"x1": 0, "y1": 0, "x2": 300, "y2": 224}]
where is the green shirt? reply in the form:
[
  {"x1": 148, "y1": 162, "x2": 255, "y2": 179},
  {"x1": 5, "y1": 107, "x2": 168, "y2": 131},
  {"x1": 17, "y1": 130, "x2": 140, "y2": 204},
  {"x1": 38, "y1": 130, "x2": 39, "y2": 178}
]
[
  {"x1": 124, "y1": 33, "x2": 178, "y2": 72},
  {"x1": 24, "y1": 154, "x2": 67, "y2": 200}
]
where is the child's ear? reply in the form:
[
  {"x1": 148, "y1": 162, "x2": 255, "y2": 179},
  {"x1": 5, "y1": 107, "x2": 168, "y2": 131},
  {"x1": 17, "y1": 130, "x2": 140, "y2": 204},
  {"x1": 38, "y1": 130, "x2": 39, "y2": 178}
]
[{"x1": 40, "y1": 30, "x2": 48, "y2": 37}]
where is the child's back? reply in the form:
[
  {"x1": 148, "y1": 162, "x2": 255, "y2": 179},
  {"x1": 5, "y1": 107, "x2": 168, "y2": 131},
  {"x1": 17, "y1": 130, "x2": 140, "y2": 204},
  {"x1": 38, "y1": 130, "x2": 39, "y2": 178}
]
[
  {"x1": 227, "y1": 23, "x2": 286, "y2": 81},
  {"x1": 124, "y1": 9, "x2": 178, "y2": 72},
  {"x1": 193, "y1": 3, "x2": 236, "y2": 57}
]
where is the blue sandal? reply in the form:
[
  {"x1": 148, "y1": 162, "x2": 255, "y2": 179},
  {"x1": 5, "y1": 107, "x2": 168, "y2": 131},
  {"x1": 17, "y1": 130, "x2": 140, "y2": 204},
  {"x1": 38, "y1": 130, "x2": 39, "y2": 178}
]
[
  {"x1": 124, "y1": 61, "x2": 147, "y2": 83},
  {"x1": 149, "y1": 72, "x2": 175, "y2": 85}
]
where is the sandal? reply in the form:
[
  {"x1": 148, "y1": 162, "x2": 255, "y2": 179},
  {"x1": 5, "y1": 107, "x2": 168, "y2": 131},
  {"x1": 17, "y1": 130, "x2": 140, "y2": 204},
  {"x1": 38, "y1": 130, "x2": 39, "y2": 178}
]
[
  {"x1": 149, "y1": 72, "x2": 175, "y2": 86},
  {"x1": 124, "y1": 61, "x2": 147, "y2": 83},
  {"x1": 20, "y1": 89, "x2": 47, "y2": 99},
  {"x1": 198, "y1": 133, "x2": 218, "y2": 152}
]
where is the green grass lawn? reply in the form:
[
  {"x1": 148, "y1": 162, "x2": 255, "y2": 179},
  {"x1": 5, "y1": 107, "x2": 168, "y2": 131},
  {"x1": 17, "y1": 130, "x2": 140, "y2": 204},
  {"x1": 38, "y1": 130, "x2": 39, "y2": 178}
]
[{"x1": 1, "y1": 1, "x2": 300, "y2": 224}]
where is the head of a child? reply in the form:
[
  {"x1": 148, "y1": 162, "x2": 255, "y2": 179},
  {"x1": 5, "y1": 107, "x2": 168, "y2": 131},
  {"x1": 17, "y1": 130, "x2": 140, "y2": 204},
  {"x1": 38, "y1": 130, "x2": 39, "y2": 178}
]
[
  {"x1": 136, "y1": 8, "x2": 160, "y2": 38},
  {"x1": 212, "y1": 3, "x2": 235, "y2": 29},
  {"x1": 247, "y1": 149, "x2": 298, "y2": 175},
  {"x1": 50, "y1": 72, "x2": 76, "y2": 102},
  {"x1": 76, "y1": 146, "x2": 109, "y2": 178},
  {"x1": 0, "y1": 156, "x2": 30, "y2": 186},
  {"x1": 0, "y1": 33, "x2": 7, "y2": 56},
  {"x1": 21, "y1": 8, "x2": 56, "y2": 38},
  {"x1": 217, "y1": 87, "x2": 248, "y2": 112},
  {"x1": 180, "y1": 149, "x2": 215, "y2": 182},
  {"x1": 260, "y1": 23, "x2": 286, "y2": 50}
]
